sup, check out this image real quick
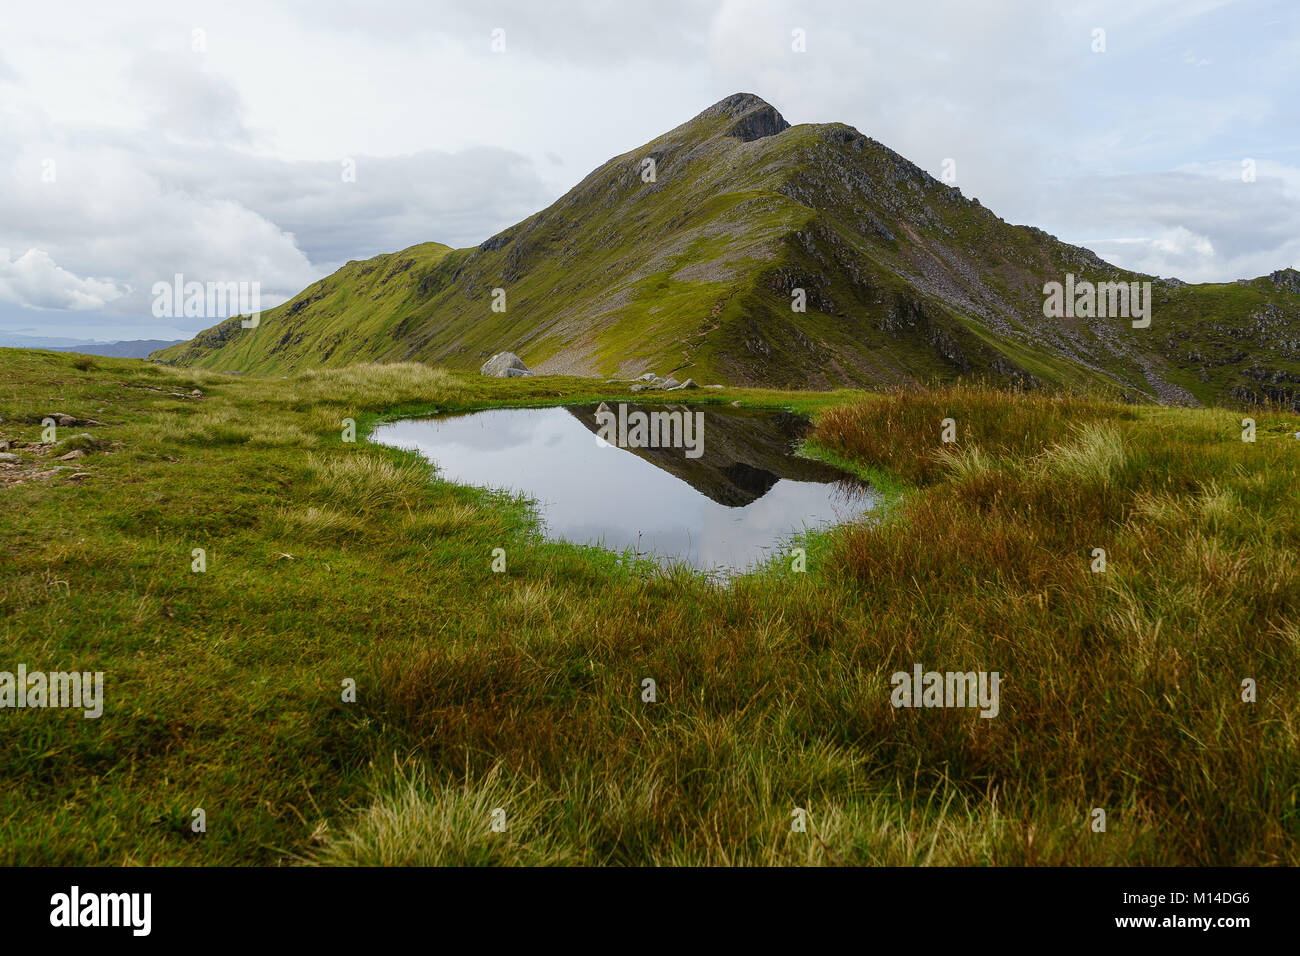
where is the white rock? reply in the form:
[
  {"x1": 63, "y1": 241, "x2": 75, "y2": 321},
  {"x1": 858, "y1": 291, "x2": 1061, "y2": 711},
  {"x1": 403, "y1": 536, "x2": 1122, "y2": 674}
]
[{"x1": 481, "y1": 352, "x2": 532, "y2": 377}]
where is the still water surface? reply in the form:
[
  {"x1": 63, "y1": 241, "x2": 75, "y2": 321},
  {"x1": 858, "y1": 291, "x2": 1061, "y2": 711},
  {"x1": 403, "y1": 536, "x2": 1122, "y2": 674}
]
[{"x1": 369, "y1": 404, "x2": 874, "y2": 575}]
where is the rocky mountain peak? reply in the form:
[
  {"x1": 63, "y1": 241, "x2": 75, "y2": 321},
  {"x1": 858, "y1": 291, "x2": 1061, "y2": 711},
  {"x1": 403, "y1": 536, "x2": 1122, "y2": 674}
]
[{"x1": 696, "y1": 92, "x2": 791, "y2": 142}]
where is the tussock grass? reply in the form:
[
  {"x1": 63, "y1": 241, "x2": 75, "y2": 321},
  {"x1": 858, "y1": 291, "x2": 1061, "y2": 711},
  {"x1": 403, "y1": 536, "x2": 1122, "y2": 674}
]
[
  {"x1": 272, "y1": 504, "x2": 362, "y2": 538},
  {"x1": 246, "y1": 418, "x2": 318, "y2": 448},
  {"x1": 2, "y1": 350, "x2": 1297, "y2": 865},
  {"x1": 306, "y1": 452, "x2": 432, "y2": 516},
  {"x1": 296, "y1": 362, "x2": 458, "y2": 410},
  {"x1": 1035, "y1": 421, "x2": 1127, "y2": 486},
  {"x1": 308, "y1": 763, "x2": 566, "y2": 866},
  {"x1": 814, "y1": 386, "x2": 1126, "y2": 485},
  {"x1": 397, "y1": 502, "x2": 481, "y2": 537}
]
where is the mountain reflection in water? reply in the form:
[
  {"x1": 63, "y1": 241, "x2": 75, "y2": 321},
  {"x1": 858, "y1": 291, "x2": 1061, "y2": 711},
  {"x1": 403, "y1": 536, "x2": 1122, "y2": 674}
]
[{"x1": 369, "y1": 403, "x2": 875, "y2": 575}]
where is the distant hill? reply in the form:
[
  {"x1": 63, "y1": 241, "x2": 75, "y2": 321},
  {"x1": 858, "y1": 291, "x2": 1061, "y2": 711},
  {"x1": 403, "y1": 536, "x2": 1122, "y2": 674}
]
[
  {"x1": 0, "y1": 332, "x2": 95, "y2": 350},
  {"x1": 0, "y1": 333, "x2": 184, "y2": 358},
  {"x1": 153, "y1": 93, "x2": 1300, "y2": 407},
  {"x1": 51, "y1": 339, "x2": 185, "y2": 358}
]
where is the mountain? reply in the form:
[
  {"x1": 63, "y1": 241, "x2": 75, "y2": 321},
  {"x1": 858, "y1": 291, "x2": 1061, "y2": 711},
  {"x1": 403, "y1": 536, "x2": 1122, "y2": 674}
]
[
  {"x1": 153, "y1": 93, "x2": 1300, "y2": 407},
  {"x1": 0, "y1": 333, "x2": 184, "y2": 357},
  {"x1": 52, "y1": 339, "x2": 184, "y2": 358},
  {"x1": 0, "y1": 332, "x2": 96, "y2": 350}
]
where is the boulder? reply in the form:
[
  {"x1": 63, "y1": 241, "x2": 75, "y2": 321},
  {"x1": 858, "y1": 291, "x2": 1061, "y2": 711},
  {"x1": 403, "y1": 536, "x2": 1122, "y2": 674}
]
[{"x1": 481, "y1": 352, "x2": 532, "y2": 378}]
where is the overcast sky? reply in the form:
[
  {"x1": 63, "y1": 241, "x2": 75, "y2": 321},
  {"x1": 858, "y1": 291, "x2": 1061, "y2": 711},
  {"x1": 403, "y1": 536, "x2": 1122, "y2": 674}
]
[{"x1": 2, "y1": 0, "x2": 1297, "y2": 341}]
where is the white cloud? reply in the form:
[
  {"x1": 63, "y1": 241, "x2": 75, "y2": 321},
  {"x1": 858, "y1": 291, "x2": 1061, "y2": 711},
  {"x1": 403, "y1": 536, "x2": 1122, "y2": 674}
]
[
  {"x1": 0, "y1": 75, "x2": 551, "y2": 327},
  {"x1": 0, "y1": 248, "x2": 127, "y2": 310},
  {"x1": 1037, "y1": 162, "x2": 1300, "y2": 282}
]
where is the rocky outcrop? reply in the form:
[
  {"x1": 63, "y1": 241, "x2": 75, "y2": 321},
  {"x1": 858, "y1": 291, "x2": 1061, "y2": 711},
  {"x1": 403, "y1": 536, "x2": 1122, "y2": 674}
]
[
  {"x1": 701, "y1": 92, "x2": 791, "y2": 143},
  {"x1": 1266, "y1": 268, "x2": 1300, "y2": 294}
]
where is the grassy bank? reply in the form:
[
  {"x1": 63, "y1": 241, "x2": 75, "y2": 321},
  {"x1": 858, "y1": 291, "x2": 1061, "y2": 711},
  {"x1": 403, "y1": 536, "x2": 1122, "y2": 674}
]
[{"x1": 1, "y1": 348, "x2": 1296, "y2": 865}]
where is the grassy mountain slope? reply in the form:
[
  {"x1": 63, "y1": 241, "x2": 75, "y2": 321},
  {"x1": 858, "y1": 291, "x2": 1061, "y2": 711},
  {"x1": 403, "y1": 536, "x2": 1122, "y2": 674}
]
[{"x1": 154, "y1": 94, "x2": 1300, "y2": 406}]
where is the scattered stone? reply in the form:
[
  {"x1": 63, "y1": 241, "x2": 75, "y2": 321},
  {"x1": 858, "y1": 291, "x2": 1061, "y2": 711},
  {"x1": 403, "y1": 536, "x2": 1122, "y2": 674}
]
[
  {"x1": 58, "y1": 450, "x2": 87, "y2": 460},
  {"x1": 0, "y1": 452, "x2": 18, "y2": 463},
  {"x1": 480, "y1": 352, "x2": 533, "y2": 378},
  {"x1": 662, "y1": 377, "x2": 681, "y2": 389},
  {"x1": 189, "y1": 389, "x2": 203, "y2": 397},
  {"x1": 703, "y1": 384, "x2": 725, "y2": 389},
  {"x1": 638, "y1": 373, "x2": 658, "y2": 382},
  {"x1": 66, "y1": 472, "x2": 92, "y2": 481},
  {"x1": 730, "y1": 400, "x2": 742, "y2": 407},
  {"x1": 39, "y1": 413, "x2": 102, "y2": 427}
]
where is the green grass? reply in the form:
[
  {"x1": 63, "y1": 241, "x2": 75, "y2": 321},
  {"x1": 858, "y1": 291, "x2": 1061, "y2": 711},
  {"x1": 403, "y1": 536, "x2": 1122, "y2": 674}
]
[{"x1": 1, "y1": 348, "x2": 1297, "y2": 865}]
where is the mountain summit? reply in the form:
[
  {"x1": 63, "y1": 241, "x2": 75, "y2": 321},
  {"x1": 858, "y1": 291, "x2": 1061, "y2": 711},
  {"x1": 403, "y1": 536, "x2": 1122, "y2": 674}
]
[
  {"x1": 156, "y1": 95, "x2": 1300, "y2": 407},
  {"x1": 697, "y1": 92, "x2": 791, "y2": 141}
]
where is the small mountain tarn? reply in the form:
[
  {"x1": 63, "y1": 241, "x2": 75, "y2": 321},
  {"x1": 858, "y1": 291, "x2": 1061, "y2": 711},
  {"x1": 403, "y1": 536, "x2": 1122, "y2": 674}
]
[
  {"x1": 369, "y1": 403, "x2": 873, "y2": 574},
  {"x1": 154, "y1": 94, "x2": 1300, "y2": 410}
]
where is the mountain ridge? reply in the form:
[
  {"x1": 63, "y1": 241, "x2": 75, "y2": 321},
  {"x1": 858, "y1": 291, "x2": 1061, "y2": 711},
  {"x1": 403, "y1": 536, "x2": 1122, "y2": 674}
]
[{"x1": 154, "y1": 94, "x2": 1300, "y2": 408}]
